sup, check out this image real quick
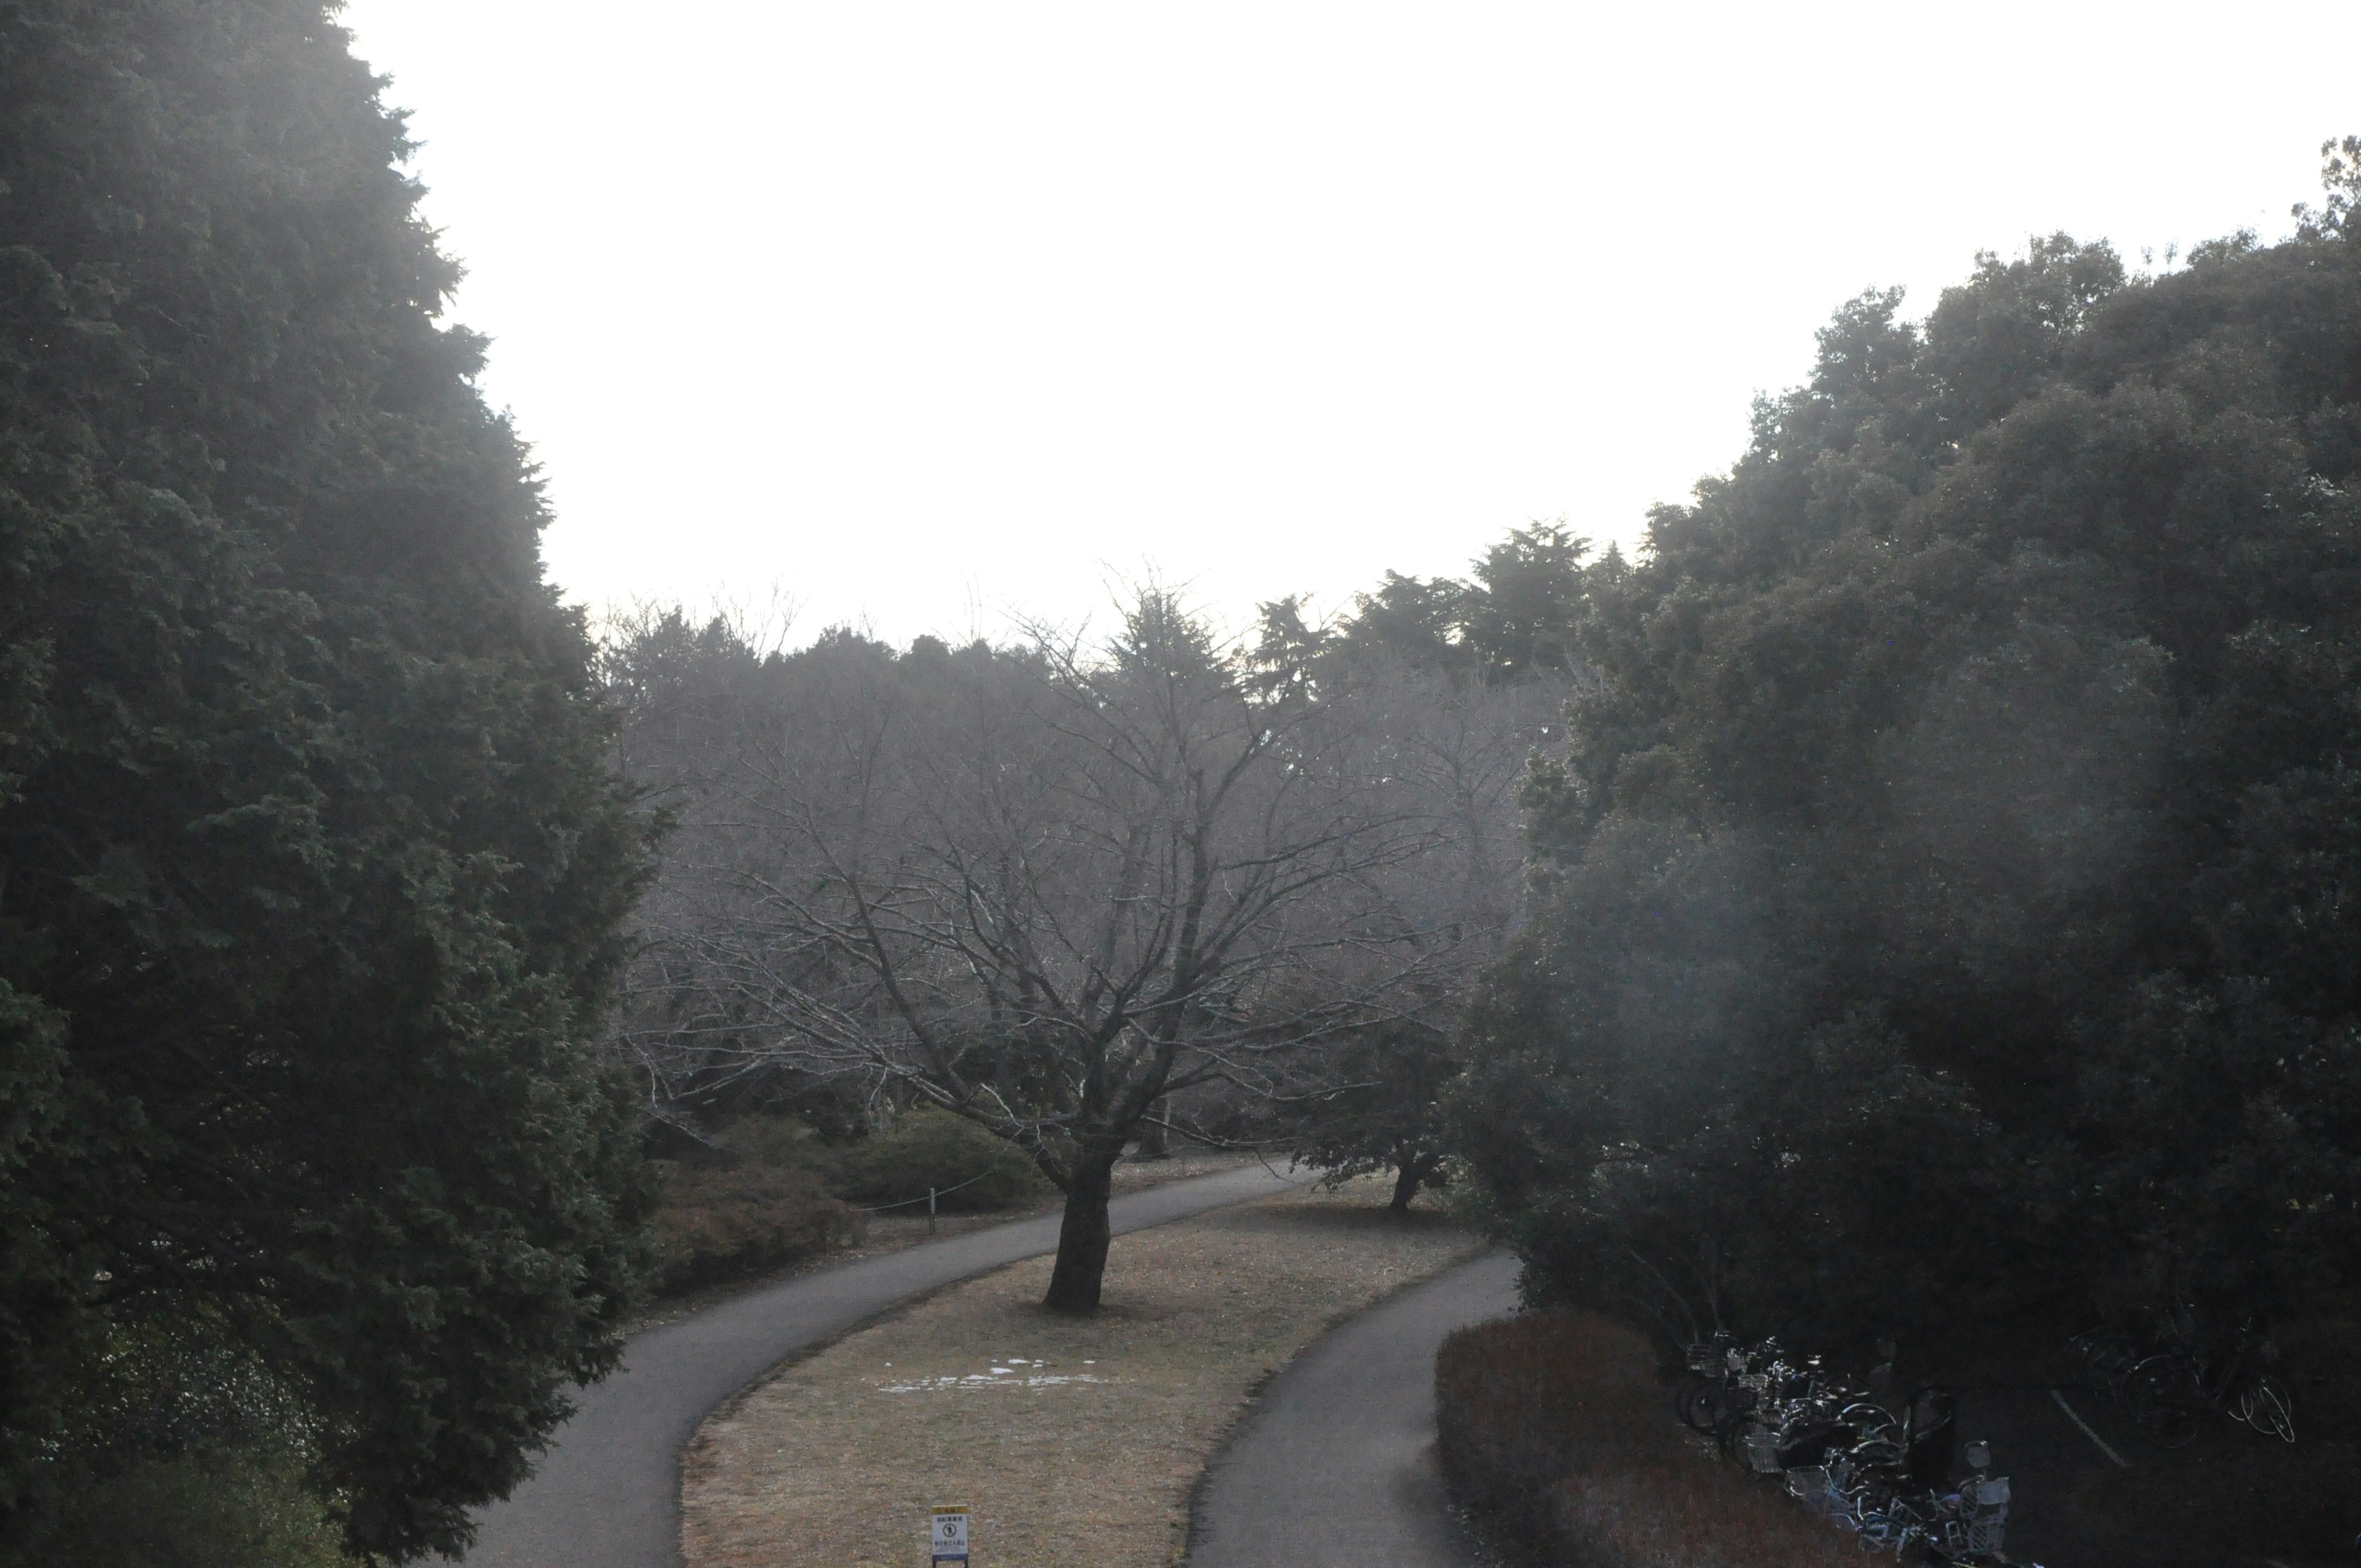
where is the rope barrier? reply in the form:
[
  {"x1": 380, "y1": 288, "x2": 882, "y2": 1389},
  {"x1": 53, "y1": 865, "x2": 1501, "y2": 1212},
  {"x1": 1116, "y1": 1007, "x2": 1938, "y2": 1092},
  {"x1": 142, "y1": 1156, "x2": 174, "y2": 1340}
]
[{"x1": 853, "y1": 1168, "x2": 998, "y2": 1212}]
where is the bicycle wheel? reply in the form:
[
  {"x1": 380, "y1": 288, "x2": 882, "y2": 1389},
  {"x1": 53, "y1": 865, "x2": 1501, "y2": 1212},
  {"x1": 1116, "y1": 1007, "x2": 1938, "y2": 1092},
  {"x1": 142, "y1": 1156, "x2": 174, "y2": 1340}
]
[
  {"x1": 1840, "y1": 1401, "x2": 1896, "y2": 1430},
  {"x1": 2074, "y1": 1329, "x2": 2137, "y2": 1397},
  {"x1": 2127, "y1": 1363, "x2": 2202, "y2": 1448},
  {"x1": 2239, "y1": 1374, "x2": 2296, "y2": 1443}
]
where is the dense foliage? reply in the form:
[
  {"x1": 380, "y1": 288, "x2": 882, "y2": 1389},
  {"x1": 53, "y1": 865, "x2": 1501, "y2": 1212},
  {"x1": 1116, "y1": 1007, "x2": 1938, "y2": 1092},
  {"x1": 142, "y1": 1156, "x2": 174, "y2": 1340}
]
[
  {"x1": 1280, "y1": 1020, "x2": 1459, "y2": 1214},
  {"x1": 0, "y1": 2, "x2": 654, "y2": 1558},
  {"x1": 1458, "y1": 143, "x2": 2361, "y2": 1347}
]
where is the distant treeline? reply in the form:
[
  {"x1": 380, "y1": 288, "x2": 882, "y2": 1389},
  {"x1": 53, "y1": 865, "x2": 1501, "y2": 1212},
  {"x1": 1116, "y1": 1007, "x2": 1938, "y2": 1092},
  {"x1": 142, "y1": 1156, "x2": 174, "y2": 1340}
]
[
  {"x1": 1452, "y1": 145, "x2": 2361, "y2": 1348},
  {"x1": 599, "y1": 531, "x2": 1588, "y2": 1309}
]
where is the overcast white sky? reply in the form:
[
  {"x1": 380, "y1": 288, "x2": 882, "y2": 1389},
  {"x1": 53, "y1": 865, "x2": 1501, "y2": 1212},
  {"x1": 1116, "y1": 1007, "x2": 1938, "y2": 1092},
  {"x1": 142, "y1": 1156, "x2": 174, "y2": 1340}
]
[{"x1": 338, "y1": 0, "x2": 2361, "y2": 647}]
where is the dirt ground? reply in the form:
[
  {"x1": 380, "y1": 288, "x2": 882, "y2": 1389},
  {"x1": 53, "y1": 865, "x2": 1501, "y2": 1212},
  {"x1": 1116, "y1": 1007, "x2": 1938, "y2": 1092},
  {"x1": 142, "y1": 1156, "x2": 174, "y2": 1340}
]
[{"x1": 680, "y1": 1178, "x2": 1489, "y2": 1568}]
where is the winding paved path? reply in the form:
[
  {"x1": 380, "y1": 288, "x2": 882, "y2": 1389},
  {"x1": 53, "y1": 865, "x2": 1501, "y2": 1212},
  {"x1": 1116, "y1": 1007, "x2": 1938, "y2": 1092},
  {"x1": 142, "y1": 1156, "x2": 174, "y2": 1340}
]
[
  {"x1": 1187, "y1": 1249, "x2": 1521, "y2": 1568},
  {"x1": 461, "y1": 1162, "x2": 1302, "y2": 1567}
]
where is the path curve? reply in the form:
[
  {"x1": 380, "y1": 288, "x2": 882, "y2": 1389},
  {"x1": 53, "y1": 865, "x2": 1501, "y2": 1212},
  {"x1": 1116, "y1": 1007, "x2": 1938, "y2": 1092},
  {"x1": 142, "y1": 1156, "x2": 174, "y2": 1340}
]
[
  {"x1": 462, "y1": 1162, "x2": 1302, "y2": 1567},
  {"x1": 1186, "y1": 1249, "x2": 1520, "y2": 1568}
]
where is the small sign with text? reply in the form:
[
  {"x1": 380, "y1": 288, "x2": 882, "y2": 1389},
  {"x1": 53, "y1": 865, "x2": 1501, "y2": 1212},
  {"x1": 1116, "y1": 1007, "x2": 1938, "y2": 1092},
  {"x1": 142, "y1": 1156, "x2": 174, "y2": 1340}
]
[{"x1": 931, "y1": 1505, "x2": 970, "y2": 1564}]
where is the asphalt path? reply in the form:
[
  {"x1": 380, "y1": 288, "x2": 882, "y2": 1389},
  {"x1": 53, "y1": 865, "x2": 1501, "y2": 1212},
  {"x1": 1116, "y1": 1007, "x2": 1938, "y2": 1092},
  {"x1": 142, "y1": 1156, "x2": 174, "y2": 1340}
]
[
  {"x1": 461, "y1": 1161, "x2": 1303, "y2": 1568},
  {"x1": 1187, "y1": 1248, "x2": 1521, "y2": 1568}
]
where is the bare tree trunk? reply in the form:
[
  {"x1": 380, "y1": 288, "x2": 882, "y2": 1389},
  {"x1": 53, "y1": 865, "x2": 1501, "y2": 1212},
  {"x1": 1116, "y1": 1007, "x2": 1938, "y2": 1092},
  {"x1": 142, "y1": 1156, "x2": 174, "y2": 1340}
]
[
  {"x1": 1043, "y1": 1146, "x2": 1120, "y2": 1313},
  {"x1": 1136, "y1": 1096, "x2": 1171, "y2": 1158}
]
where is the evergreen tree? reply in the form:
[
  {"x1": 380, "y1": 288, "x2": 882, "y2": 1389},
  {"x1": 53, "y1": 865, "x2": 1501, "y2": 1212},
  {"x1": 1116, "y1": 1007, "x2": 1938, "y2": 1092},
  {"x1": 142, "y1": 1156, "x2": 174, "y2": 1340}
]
[
  {"x1": 1461, "y1": 521, "x2": 1589, "y2": 682},
  {"x1": 1460, "y1": 144, "x2": 2361, "y2": 1345},
  {"x1": 0, "y1": 3, "x2": 655, "y2": 1558},
  {"x1": 1282, "y1": 1020, "x2": 1460, "y2": 1215},
  {"x1": 1327, "y1": 523, "x2": 1592, "y2": 685}
]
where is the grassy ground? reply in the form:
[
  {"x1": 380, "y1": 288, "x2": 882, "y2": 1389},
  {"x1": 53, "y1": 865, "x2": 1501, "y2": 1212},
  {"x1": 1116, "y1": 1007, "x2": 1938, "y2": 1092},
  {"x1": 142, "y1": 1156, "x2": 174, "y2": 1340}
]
[{"x1": 681, "y1": 1177, "x2": 1487, "y2": 1568}]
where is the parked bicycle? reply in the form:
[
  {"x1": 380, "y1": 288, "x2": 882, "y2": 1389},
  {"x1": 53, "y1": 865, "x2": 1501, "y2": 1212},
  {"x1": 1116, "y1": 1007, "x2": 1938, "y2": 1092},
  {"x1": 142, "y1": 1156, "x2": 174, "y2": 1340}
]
[
  {"x1": 2068, "y1": 1304, "x2": 2295, "y2": 1447},
  {"x1": 2066, "y1": 1325, "x2": 2141, "y2": 1400},
  {"x1": 2126, "y1": 1323, "x2": 2295, "y2": 1447},
  {"x1": 1679, "y1": 1333, "x2": 2027, "y2": 1562}
]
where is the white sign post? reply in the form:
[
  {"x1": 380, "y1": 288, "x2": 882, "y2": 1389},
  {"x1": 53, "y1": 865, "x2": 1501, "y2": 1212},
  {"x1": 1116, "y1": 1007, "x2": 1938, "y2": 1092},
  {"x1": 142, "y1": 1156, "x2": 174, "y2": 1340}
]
[{"x1": 930, "y1": 1505, "x2": 970, "y2": 1565}]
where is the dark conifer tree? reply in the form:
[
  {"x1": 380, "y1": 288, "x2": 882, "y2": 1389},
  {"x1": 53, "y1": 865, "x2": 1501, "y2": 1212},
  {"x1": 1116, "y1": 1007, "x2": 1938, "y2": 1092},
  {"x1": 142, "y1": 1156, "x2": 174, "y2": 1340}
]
[{"x1": 0, "y1": 2, "x2": 655, "y2": 1558}]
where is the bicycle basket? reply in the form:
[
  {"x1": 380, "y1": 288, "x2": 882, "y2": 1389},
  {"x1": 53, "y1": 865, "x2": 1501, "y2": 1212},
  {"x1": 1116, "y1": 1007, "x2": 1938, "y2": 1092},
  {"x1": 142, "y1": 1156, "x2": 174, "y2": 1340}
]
[
  {"x1": 1964, "y1": 1475, "x2": 2010, "y2": 1511},
  {"x1": 1783, "y1": 1465, "x2": 1832, "y2": 1510}
]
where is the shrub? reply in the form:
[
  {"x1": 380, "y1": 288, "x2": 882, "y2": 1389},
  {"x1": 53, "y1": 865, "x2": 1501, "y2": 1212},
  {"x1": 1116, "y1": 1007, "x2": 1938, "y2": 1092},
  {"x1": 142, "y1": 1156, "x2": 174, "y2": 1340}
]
[
  {"x1": 714, "y1": 1111, "x2": 839, "y2": 1173},
  {"x1": 23, "y1": 1446, "x2": 356, "y2": 1568},
  {"x1": 0, "y1": 1315, "x2": 358, "y2": 1568},
  {"x1": 1436, "y1": 1312, "x2": 1849, "y2": 1567},
  {"x1": 832, "y1": 1107, "x2": 1053, "y2": 1213},
  {"x1": 648, "y1": 1163, "x2": 859, "y2": 1294}
]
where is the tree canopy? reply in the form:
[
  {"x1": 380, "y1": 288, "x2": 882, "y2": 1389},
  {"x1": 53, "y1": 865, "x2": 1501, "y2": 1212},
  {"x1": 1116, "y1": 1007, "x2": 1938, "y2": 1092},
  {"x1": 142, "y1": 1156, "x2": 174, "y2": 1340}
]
[
  {"x1": 1275, "y1": 520, "x2": 1594, "y2": 685},
  {"x1": 0, "y1": 3, "x2": 653, "y2": 1559},
  {"x1": 1458, "y1": 143, "x2": 2361, "y2": 1347}
]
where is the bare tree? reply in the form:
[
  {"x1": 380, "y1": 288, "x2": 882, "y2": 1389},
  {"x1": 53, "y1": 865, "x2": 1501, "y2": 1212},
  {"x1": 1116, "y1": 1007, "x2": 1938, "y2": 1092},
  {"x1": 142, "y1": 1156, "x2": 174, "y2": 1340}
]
[{"x1": 621, "y1": 593, "x2": 1502, "y2": 1310}]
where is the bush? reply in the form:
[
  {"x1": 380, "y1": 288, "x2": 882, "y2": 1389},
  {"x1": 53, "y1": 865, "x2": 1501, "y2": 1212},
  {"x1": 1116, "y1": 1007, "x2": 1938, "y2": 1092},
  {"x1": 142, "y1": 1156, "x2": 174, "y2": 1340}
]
[
  {"x1": 0, "y1": 1313, "x2": 362, "y2": 1568},
  {"x1": 713, "y1": 1111, "x2": 838, "y2": 1173},
  {"x1": 1436, "y1": 1312, "x2": 1849, "y2": 1567},
  {"x1": 638, "y1": 1107, "x2": 1049, "y2": 1299},
  {"x1": 648, "y1": 1163, "x2": 859, "y2": 1295},
  {"x1": 20, "y1": 1446, "x2": 356, "y2": 1568},
  {"x1": 832, "y1": 1107, "x2": 1052, "y2": 1213}
]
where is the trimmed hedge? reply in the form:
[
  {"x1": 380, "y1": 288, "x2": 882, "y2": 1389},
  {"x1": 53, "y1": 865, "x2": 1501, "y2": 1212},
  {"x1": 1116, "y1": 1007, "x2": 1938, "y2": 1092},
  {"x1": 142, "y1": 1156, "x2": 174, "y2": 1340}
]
[{"x1": 1436, "y1": 1313, "x2": 1848, "y2": 1567}]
